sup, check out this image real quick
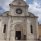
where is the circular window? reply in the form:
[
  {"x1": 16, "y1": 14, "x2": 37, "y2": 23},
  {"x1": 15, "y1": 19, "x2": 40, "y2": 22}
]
[{"x1": 16, "y1": 8, "x2": 22, "y2": 14}]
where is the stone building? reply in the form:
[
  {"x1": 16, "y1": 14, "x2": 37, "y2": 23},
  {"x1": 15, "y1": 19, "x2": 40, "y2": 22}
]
[
  {"x1": 38, "y1": 24, "x2": 41, "y2": 39},
  {"x1": 0, "y1": 0, "x2": 39, "y2": 41}
]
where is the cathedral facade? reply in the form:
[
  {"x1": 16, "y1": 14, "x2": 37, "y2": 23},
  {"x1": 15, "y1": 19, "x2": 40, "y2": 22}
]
[{"x1": 0, "y1": 0, "x2": 39, "y2": 41}]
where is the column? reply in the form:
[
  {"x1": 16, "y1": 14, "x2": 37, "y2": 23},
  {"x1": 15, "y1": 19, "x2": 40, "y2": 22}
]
[{"x1": 6, "y1": 17, "x2": 11, "y2": 41}]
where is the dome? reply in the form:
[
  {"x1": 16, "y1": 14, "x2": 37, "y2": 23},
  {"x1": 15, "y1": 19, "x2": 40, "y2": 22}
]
[{"x1": 9, "y1": 0, "x2": 29, "y2": 7}]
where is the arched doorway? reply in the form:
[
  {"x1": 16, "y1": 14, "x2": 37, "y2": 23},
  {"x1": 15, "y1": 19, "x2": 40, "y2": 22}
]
[{"x1": 15, "y1": 22, "x2": 27, "y2": 40}]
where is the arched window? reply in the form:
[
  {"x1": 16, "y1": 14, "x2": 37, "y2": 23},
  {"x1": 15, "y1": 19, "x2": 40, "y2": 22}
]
[
  {"x1": 30, "y1": 25, "x2": 33, "y2": 33},
  {"x1": 3, "y1": 24, "x2": 6, "y2": 33}
]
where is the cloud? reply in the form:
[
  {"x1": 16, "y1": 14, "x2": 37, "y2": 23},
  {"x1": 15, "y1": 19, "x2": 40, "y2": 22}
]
[
  {"x1": 0, "y1": 0, "x2": 26, "y2": 11},
  {"x1": 28, "y1": 0, "x2": 41, "y2": 24},
  {"x1": 24, "y1": 0, "x2": 26, "y2": 1},
  {"x1": 0, "y1": 0, "x2": 13, "y2": 11}
]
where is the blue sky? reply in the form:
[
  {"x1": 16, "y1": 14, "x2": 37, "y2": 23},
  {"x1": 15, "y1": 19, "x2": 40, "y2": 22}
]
[
  {"x1": 0, "y1": 0, "x2": 41, "y2": 24},
  {"x1": 26, "y1": 0, "x2": 41, "y2": 24},
  {"x1": 27, "y1": 0, "x2": 33, "y2": 4}
]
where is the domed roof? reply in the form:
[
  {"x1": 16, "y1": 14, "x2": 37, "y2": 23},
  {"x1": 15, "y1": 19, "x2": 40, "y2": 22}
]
[{"x1": 9, "y1": 0, "x2": 29, "y2": 7}]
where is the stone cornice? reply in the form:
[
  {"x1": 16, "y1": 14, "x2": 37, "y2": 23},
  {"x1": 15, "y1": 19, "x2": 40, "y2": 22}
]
[{"x1": 0, "y1": 15, "x2": 38, "y2": 18}]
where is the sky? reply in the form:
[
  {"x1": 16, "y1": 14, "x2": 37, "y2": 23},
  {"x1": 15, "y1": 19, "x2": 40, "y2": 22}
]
[
  {"x1": 26, "y1": 0, "x2": 41, "y2": 24},
  {"x1": 0, "y1": 0, "x2": 41, "y2": 24}
]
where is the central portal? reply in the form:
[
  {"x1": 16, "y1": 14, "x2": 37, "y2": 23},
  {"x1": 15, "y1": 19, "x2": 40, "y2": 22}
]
[
  {"x1": 15, "y1": 23, "x2": 27, "y2": 40},
  {"x1": 15, "y1": 31, "x2": 21, "y2": 40}
]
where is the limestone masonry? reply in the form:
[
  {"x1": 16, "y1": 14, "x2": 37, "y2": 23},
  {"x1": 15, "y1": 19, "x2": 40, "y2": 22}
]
[{"x1": 0, "y1": 0, "x2": 39, "y2": 41}]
